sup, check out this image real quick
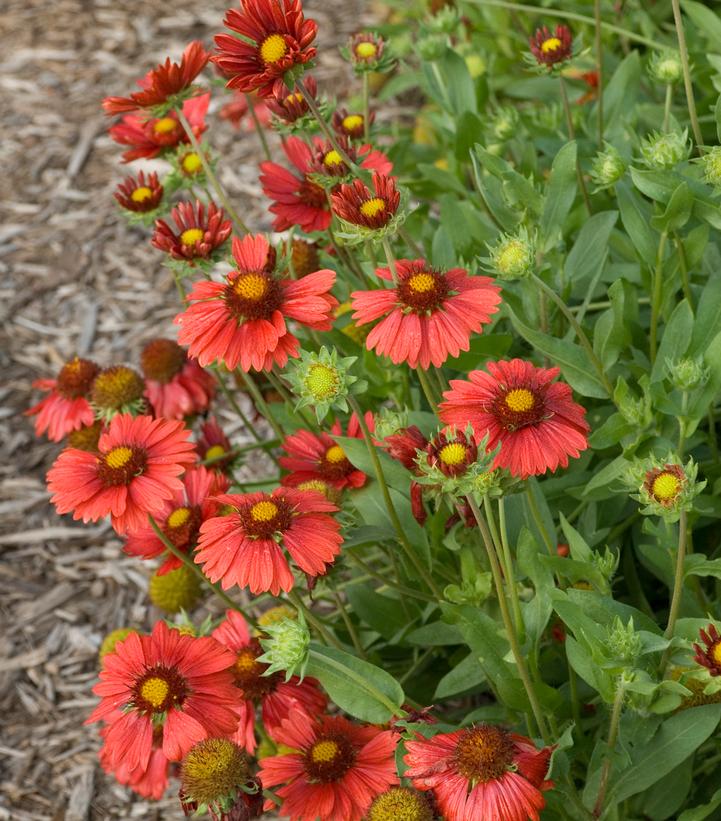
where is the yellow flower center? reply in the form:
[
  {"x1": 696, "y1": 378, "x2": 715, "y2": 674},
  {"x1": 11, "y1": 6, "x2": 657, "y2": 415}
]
[
  {"x1": 310, "y1": 739, "x2": 340, "y2": 763},
  {"x1": 305, "y1": 364, "x2": 339, "y2": 399},
  {"x1": 342, "y1": 114, "x2": 364, "y2": 131},
  {"x1": 183, "y1": 738, "x2": 240, "y2": 779},
  {"x1": 140, "y1": 676, "x2": 170, "y2": 709},
  {"x1": 234, "y1": 273, "x2": 268, "y2": 301},
  {"x1": 355, "y1": 41, "x2": 377, "y2": 59},
  {"x1": 181, "y1": 228, "x2": 204, "y2": 246},
  {"x1": 182, "y1": 152, "x2": 203, "y2": 174},
  {"x1": 154, "y1": 117, "x2": 178, "y2": 134},
  {"x1": 324, "y1": 150, "x2": 344, "y2": 167},
  {"x1": 497, "y1": 241, "x2": 528, "y2": 272},
  {"x1": 505, "y1": 388, "x2": 535, "y2": 413},
  {"x1": 167, "y1": 506, "x2": 191, "y2": 529},
  {"x1": 257, "y1": 605, "x2": 296, "y2": 628},
  {"x1": 712, "y1": 643, "x2": 721, "y2": 666},
  {"x1": 205, "y1": 444, "x2": 227, "y2": 461},
  {"x1": 105, "y1": 446, "x2": 133, "y2": 469},
  {"x1": 438, "y1": 442, "x2": 468, "y2": 466},
  {"x1": 368, "y1": 787, "x2": 432, "y2": 821},
  {"x1": 541, "y1": 36, "x2": 562, "y2": 53},
  {"x1": 325, "y1": 444, "x2": 346, "y2": 464},
  {"x1": 285, "y1": 92, "x2": 304, "y2": 104},
  {"x1": 360, "y1": 197, "x2": 386, "y2": 217},
  {"x1": 652, "y1": 472, "x2": 681, "y2": 501},
  {"x1": 260, "y1": 33, "x2": 288, "y2": 64},
  {"x1": 235, "y1": 648, "x2": 260, "y2": 674},
  {"x1": 131, "y1": 186, "x2": 153, "y2": 203},
  {"x1": 407, "y1": 273, "x2": 435, "y2": 293},
  {"x1": 250, "y1": 500, "x2": 279, "y2": 522}
]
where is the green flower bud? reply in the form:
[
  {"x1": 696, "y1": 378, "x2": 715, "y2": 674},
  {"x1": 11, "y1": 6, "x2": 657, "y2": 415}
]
[
  {"x1": 373, "y1": 407, "x2": 410, "y2": 440},
  {"x1": 606, "y1": 617, "x2": 642, "y2": 666},
  {"x1": 590, "y1": 144, "x2": 626, "y2": 189},
  {"x1": 465, "y1": 53, "x2": 487, "y2": 79},
  {"x1": 700, "y1": 145, "x2": 721, "y2": 188},
  {"x1": 626, "y1": 454, "x2": 705, "y2": 523},
  {"x1": 426, "y1": 6, "x2": 460, "y2": 35},
  {"x1": 490, "y1": 106, "x2": 520, "y2": 142},
  {"x1": 417, "y1": 35, "x2": 446, "y2": 62},
  {"x1": 485, "y1": 228, "x2": 535, "y2": 280},
  {"x1": 667, "y1": 357, "x2": 709, "y2": 391},
  {"x1": 285, "y1": 346, "x2": 366, "y2": 422},
  {"x1": 648, "y1": 50, "x2": 684, "y2": 85},
  {"x1": 640, "y1": 129, "x2": 690, "y2": 169},
  {"x1": 258, "y1": 613, "x2": 311, "y2": 681}
]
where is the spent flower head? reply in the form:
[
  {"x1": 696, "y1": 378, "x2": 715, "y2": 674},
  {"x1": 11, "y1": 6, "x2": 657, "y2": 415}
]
[
  {"x1": 285, "y1": 346, "x2": 366, "y2": 422},
  {"x1": 590, "y1": 144, "x2": 626, "y2": 190},
  {"x1": 648, "y1": 50, "x2": 684, "y2": 85},
  {"x1": 485, "y1": 227, "x2": 535, "y2": 280},
  {"x1": 627, "y1": 455, "x2": 705, "y2": 522},
  {"x1": 180, "y1": 738, "x2": 249, "y2": 810},
  {"x1": 257, "y1": 611, "x2": 310, "y2": 680},
  {"x1": 640, "y1": 129, "x2": 690, "y2": 169},
  {"x1": 91, "y1": 365, "x2": 146, "y2": 421}
]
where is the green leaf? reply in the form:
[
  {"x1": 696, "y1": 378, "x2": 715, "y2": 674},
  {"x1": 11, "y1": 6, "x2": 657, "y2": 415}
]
[
  {"x1": 439, "y1": 47, "x2": 477, "y2": 115},
  {"x1": 677, "y1": 787, "x2": 721, "y2": 821},
  {"x1": 593, "y1": 280, "x2": 629, "y2": 370},
  {"x1": 406, "y1": 621, "x2": 462, "y2": 646},
  {"x1": 454, "y1": 111, "x2": 484, "y2": 162},
  {"x1": 642, "y1": 754, "x2": 693, "y2": 820},
  {"x1": 689, "y1": 271, "x2": 721, "y2": 357},
  {"x1": 681, "y1": 1, "x2": 721, "y2": 44},
  {"x1": 565, "y1": 211, "x2": 618, "y2": 287},
  {"x1": 333, "y1": 436, "x2": 410, "y2": 492},
  {"x1": 650, "y1": 182, "x2": 693, "y2": 232},
  {"x1": 618, "y1": 180, "x2": 658, "y2": 262},
  {"x1": 434, "y1": 652, "x2": 486, "y2": 699},
  {"x1": 445, "y1": 333, "x2": 513, "y2": 371},
  {"x1": 540, "y1": 141, "x2": 578, "y2": 250},
  {"x1": 346, "y1": 583, "x2": 414, "y2": 641},
  {"x1": 650, "y1": 299, "x2": 693, "y2": 383},
  {"x1": 517, "y1": 527, "x2": 554, "y2": 644},
  {"x1": 603, "y1": 52, "x2": 641, "y2": 134}
]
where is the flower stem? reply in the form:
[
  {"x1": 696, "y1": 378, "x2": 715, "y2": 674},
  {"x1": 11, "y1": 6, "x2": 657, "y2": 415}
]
[
  {"x1": 148, "y1": 514, "x2": 258, "y2": 628},
  {"x1": 362, "y1": 72, "x2": 370, "y2": 143},
  {"x1": 594, "y1": 0, "x2": 604, "y2": 148},
  {"x1": 663, "y1": 83, "x2": 673, "y2": 133},
  {"x1": 417, "y1": 368, "x2": 439, "y2": 415},
  {"x1": 559, "y1": 77, "x2": 592, "y2": 215},
  {"x1": 525, "y1": 485, "x2": 556, "y2": 557},
  {"x1": 286, "y1": 589, "x2": 343, "y2": 650},
  {"x1": 592, "y1": 679, "x2": 626, "y2": 818},
  {"x1": 670, "y1": 0, "x2": 704, "y2": 156},
  {"x1": 245, "y1": 94, "x2": 272, "y2": 162},
  {"x1": 329, "y1": 582, "x2": 366, "y2": 658},
  {"x1": 238, "y1": 370, "x2": 287, "y2": 442},
  {"x1": 176, "y1": 108, "x2": 250, "y2": 234},
  {"x1": 296, "y1": 77, "x2": 355, "y2": 168},
  {"x1": 649, "y1": 230, "x2": 669, "y2": 365},
  {"x1": 674, "y1": 232, "x2": 694, "y2": 310},
  {"x1": 659, "y1": 509, "x2": 689, "y2": 674},
  {"x1": 497, "y1": 496, "x2": 525, "y2": 642},
  {"x1": 381, "y1": 236, "x2": 399, "y2": 285}
]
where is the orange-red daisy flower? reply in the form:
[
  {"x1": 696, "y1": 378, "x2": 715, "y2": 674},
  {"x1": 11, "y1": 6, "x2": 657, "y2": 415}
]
[
  {"x1": 384, "y1": 425, "x2": 429, "y2": 471},
  {"x1": 88, "y1": 622, "x2": 240, "y2": 773},
  {"x1": 439, "y1": 359, "x2": 589, "y2": 479},
  {"x1": 47, "y1": 413, "x2": 196, "y2": 534},
  {"x1": 114, "y1": 170, "x2": 165, "y2": 214},
  {"x1": 331, "y1": 172, "x2": 400, "y2": 229},
  {"x1": 212, "y1": 610, "x2": 327, "y2": 754},
  {"x1": 280, "y1": 411, "x2": 374, "y2": 491},
  {"x1": 140, "y1": 338, "x2": 215, "y2": 420},
  {"x1": 307, "y1": 135, "x2": 392, "y2": 180},
  {"x1": 529, "y1": 25, "x2": 573, "y2": 68},
  {"x1": 351, "y1": 259, "x2": 501, "y2": 369},
  {"x1": 103, "y1": 41, "x2": 211, "y2": 115},
  {"x1": 174, "y1": 233, "x2": 337, "y2": 372},
  {"x1": 694, "y1": 623, "x2": 721, "y2": 676},
  {"x1": 124, "y1": 465, "x2": 228, "y2": 574},
  {"x1": 197, "y1": 416, "x2": 234, "y2": 471},
  {"x1": 214, "y1": 0, "x2": 318, "y2": 98},
  {"x1": 194, "y1": 487, "x2": 343, "y2": 595},
  {"x1": 152, "y1": 200, "x2": 232, "y2": 263},
  {"x1": 404, "y1": 724, "x2": 554, "y2": 821},
  {"x1": 259, "y1": 707, "x2": 399, "y2": 821},
  {"x1": 332, "y1": 107, "x2": 372, "y2": 140},
  {"x1": 267, "y1": 76, "x2": 317, "y2": 123},
  {"x1": 99, "y1": 720, "x2": 171, "y2": 800},
  {"x1": 26, "y1": 357, "x2": 99, "y2": 441}
]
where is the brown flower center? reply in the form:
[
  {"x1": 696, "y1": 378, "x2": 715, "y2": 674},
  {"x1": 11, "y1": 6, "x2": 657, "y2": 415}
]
[
  {"x1": 91, "y1": 366, "x2": 145, "y2": 410},
  {"x1": 98, "y1": 445, "x2": 147, "y2": 487},
  {"x1": 224, "y1": 271, "x2": 282, "y2": 322},
  {"x1": 453, "y1": 725, "x2": 514, "y2": 783},
  {"x1": 397, "y1": 268, "x2": 449, "y2": 313},
  {"x1": 238, "y1": 495, "x2": 293, "y2": 539},
  {"x1": 141, "y1": 339, "x2": 187, "y2": 384},
  {"x1": 134, "y1": 664, "x2": 189, "y2": 714},
  {"x1": 298, "y1": 177, "x2": 329, "y2": 209},
  {"x1": 318, "y1": 444, "x2": 353, "y2": 481},
  {"x1": 367, "y1": 787, "x2": 434, "y2": 821},
  {"x1": 492, "y1": 385, "x2": 546, "y2": 431},
  {"x1": 56, "y1": 357, "x2": 99, "y2": 399},
  {"x1": 231, "y1": 638, "x2": 281, "y2": 699},
  {"x1": 303, "y1": 733, "x2": 356, "y2": 783}
]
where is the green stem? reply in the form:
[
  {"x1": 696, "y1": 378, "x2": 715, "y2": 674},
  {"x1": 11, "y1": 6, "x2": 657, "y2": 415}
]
[
  {"x1": 362, "y1": 72, "x2": 370, "y2": 144},
  {"x1": 329, "y1": 584, "x2": 366, "y2": 658},
  {"x1": 659, "y1": 509, "x2": 689, "y2": 674},
  {"x1": 674, "y1": 233, "x2": 694, "y2": 310},
  {"x1": 678, "y1": 391, "x2": 689, "y2": 456},
  {"x1": 381, "y1": 236, "x2": 399, "y2": 285},
  {"x1": 594, "y1": 0, "x2": 604, "y2": 148},
  {"x1": 663, "y1": 83, "x2": 673, "y2": 133},
  {"x1": 559, "y1": 76, "x2": 592, "y2": 215},
  {"x1": 417, "y1": 368, "x2": 439, "y2": 415},
  {"x1": 670, "y1": 0, "x2": 704, "y2": 155},
  {"x1": 238, "y1": 370, "x2": 287, "y2": 442},
  {"x1": 497, "y1": 496, "x2": 525, "y2": 642},
  {"x1": 245, "y1": 94, "x2": 272, "y2": 162},
  {"x1": 649, "y1": 230, "x2": 669, "y2": 364},
  {"x1": 592, "y1": 679, "x2": 626, "y2": 818},
  {"x1": 568, "y1": 659, "x2": 582, "y2": 735},
  {"x1": 286, "y1": 589, "x2": 342, "y2": 650},
  {"x1": 525, "y1": 486, "x2": 556, "y2": 557},
  {"x1": 148, "y1": 514, "x2": 257, "y2": 628}
]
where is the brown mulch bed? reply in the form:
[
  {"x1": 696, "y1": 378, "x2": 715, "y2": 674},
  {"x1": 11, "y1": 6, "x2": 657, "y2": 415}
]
[{"x1": 0, "y1": 1, "x2": 370, "y2": 817}]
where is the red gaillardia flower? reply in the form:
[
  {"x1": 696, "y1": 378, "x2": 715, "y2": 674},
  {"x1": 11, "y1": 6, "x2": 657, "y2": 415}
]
[
  {"x1": 259, "y1": 707, "x2": 399, "y2": 821},
  {"x1": 212, "y1": 610, "x2": 327, "y2": 753},
  {"x1": 332, "y1": 108, "x2": 372, "y2": 140},
  {"x1": 47, "y1": 413, "x2": 196, "y2": 534},
  {"x1": 425, "y1": 428, "x2": 479, "y2": 477},
  {"x1": 280, "y1": 411, "x2": 374, "y2": 492},
  {"x1": 109, "y1": 93, "x2": 209, "y2": 162},
  {"x1": 124, "y1": 465, "x2": 228, "y2": 574},
  {"x1": 529, "y1": 25, "x2": 573, "y2": 68},
  {"x1": 140, "y1": 338, "x2": 215, "y2": 420},
  {"x1": 384, "y1": 425, "x2": 429, "y2": 471},
  {"x1": 115, "y1": 170, "x2": 164, "y2": 214},
  {"x1": 197, "y1": 416, "x2": 234, "y2": 471},
  {"x1": 643, "y1": 463, "x2": 685, "y2": 508},
  {"x1": 103, "y1": 41, "x2": 211, "y2": 115},
  {"x1": 404, "y1": 724, "x2": 554, "y2": 821},
  {"x1": 194, "y1": 487, "x2": 343, "y2": 595},
  {"x1": 439, "y1": 359, "x2": 589, "y2": 479},
  {"x1": 214, "y1": 0, "x2": 318, "y2": 98},
  {"x1": 694, "y1": 623, "x2": 721, "y2": 676},
  {"x1": 259, "y1": 136, "x2": 332, "y2": 233},
  {"x1": 220, "y1": 89, "x2": 272, "y2": 130},
  {"x1": 331, "y1": 172, "x2": 400, "y2": 230},
  {"x1": 267, "y1": 76, "x2": 317, "y2": 124},
  {"x1": 88, "y1": 621, "x2": 240, "y2": 773},
  {"x1": 99, "y1": 720, "x2": 171, "y2": 800},
  {"x1": 175, "y1": 233, "x2": 337, "y2": 372},
  {"x1": 349, "y1": 33, "x2": 385, "y2": 67},
  {"x1": 351, "y1": 259, "x2": 501, "y2": 370},
  {"x1": 26, "y1": 357, "x2": 99, "y2": 441},
  {"x1": 152, "y1": 200, "x2": 232, "y2": 263},
  {"x1": 308, "y1": 136, "x2": 392, "y2": 180}
]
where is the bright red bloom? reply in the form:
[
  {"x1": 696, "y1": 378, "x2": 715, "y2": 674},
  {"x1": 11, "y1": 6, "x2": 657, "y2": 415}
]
[
  {"x1": 694, "y1": 623, "x2": 721, "y2": 676},
  {"x1": 259, "y1": 136, "x2": 331, "y2": 233},
  {"x1": 152, "y1": 200, "x2": 232, "y2": 263},
  {"x1": 103, "y1": 41, "x2": 211, "y2": 114},
  {"x1": 99, "y1": 719, "x2": 171, "y2": 800},
  {"x1": 109, "y1": 93, "x2": 209, "y2": 162},
  {"x1": 88, "y1": 622, "x2": 240, "y2": 773},
  {"x1": 280, "y1": 411, "x2": 374, "y2": 491},
  {"x1": 114, "y1": 170, "x2": 164, "y2": 213},
  {"x1": 529, "y1": 25, "x2": 573, "y2": 68},
  {"x1": 212, "y1": 610, "x2": 327, "y2": 754},
  {"x1": 439, "y1": 359, "x2": 589, "y2": 479},
  {"x1": 404, "y1": 724, "x2": 554, "y2": 821},
  {"x1": 307, "y1": 136, "x2": 392, "y2": 180},
  {"x1": 214, "y1": 0, "x2": 318, "y2": 98},
  {"x1": 267, "y1": 76, "x2": 317, "y2": 123},
  {"x1": 195, "y1": 487, "x2": 343, "y2": 595},
  {"x1": 197, "y1": 416, "x2": 234, "y2": 471},
  {"x1": 259, "y1": 707, "x2": 399, "y2": 821},
  {"x1": 331, "y1": 172, "x2": 400, "y2": 229},
  {"x1": 26, "y1": 357, "x2": 99, "y2": 441},
  {"x1": 384, "y1": 425, "x2": 428, "y2": 472},
  {"x1": 47, "y1": 414, "x2": 196, "y2": 534},
  {"x1": 332, "y1": 107, "x2": 373, "y2": 140},
  {"x1": 124, "y1": 465, "x2": 228, "y2": 574},
  {"x1": 352, "y1": 259, "x2": 501, "y2": 369},
  {"x1": 220, "y1": 90, "x2": 272, "y2": 130},
  {"x1": 175, "y1": 234, "x2": 337, "y2": 372},
  {"x1": 141, "y1": 338, "x2": 215, "y2": 420},
  {"x1": 425, "y1": 428, "x2": 479, "y2": 477}
]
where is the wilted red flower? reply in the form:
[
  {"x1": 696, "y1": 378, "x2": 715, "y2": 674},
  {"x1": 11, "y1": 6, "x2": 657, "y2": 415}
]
[
  {"x1": 290, "y1": 238, "x2": 320, "y2": 278},
  {"x1": 439, "y1": 359, "x2": 589, "y2": 479},
  {"x1": 266, "y1": 76, "x2": 317, "y2": 123},
  {"x1": 197, "y1": 416, "x2": 234, "y2": 470},
  {"x1": 352, "y1": 259, "x2": 501, "y2": 369},
  {"x1": 259, "y1": 136, "x2": 332, "y2": 233},
  {"x1": 114, "y1": 170, "x2": 164, "y2": 213},
  {"x1": 194, "y1": 487, "x2": 343, "y2": 595},
  {"x1": 88, "y1": 622, "x2": 240, "y2": 772},
  {"x1": 280, "y1": 411, "x2": 374, "y2": 491},
  {"x1": 67, "y1": 420, "x2": 105, "y2": 452},
  {"x1": 109, "y1": 93, "x2": 209, "y2": 162},
  {"x1": 404, "y1": 724, "x2": 554, "y2": 821},
  {"x1": 308, "y1": 135, "x2": 392, "y2": 179},
  {"x1": 529, "y1": 25, "x2": 573, "y2": 68},
  {"x1": 332, "y1": 107, "x2": 372, "y2": 140},
  {"x1": 175, "y1": 233, "x2": 337, "y2": 372},
  {"x1": 152, "y1": 200, "x2": 232, "y2": 262},
  {"x1": 259, "y1": 707, "x2": 399, "y2": 821},
  {"x1": 694, "y1": 623, "x2": 721, "y2": 676},
  {"x1": 214, "y1": 0, "x2": 318, "y2": 97},
  {"x1": 124, "y1": 465, "x2": 228, "y2": 573},
  {"x1": 103, "y1": 41, "x2": 211, "y2": 114},
  {"x1": 140, "y1": 338, "x2": 215, "y2": 420},
  {"x1": 26, "y1": 357, "x2": 99, "y2": 441},
  {"x1": 331, "y1": 172, "x2": 400, "y2": 229},
  {"x1": 47, "y1": 413, "x2": 195, "y2": 534},
  {"x1": 212, "y1": 610, "x2": 327, "y2": 753},
  {"x1": 220, "y1": 90, "x2": 272, "y2": 130},
  {"x1": 384, "y1": 425, "x2": 428, "y2": 471}
]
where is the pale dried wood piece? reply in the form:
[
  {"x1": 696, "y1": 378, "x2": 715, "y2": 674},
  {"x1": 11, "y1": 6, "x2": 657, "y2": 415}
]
[
  {"x1": 0, "y1": 646, "x2": 47, "y2": 672},
  {"x1": 64, "y1": 766, "x2": 94, "y2": 821},
  {"x1": 0, "y1": 526, "x2": 107, "y2": 545}
]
